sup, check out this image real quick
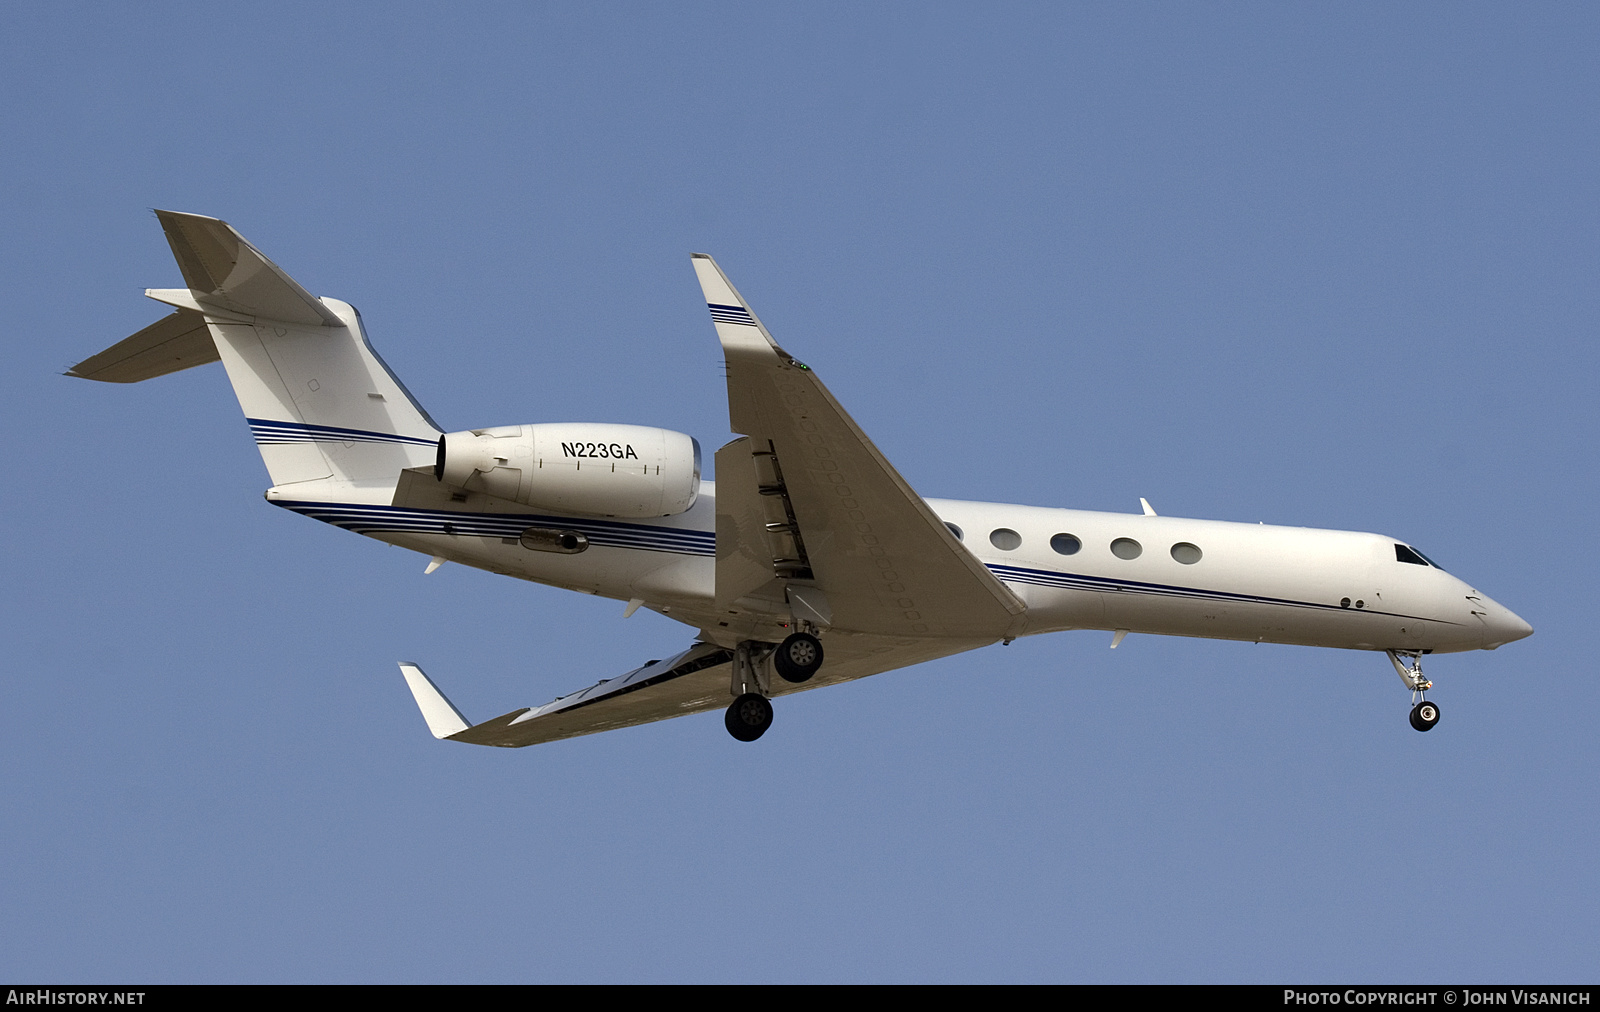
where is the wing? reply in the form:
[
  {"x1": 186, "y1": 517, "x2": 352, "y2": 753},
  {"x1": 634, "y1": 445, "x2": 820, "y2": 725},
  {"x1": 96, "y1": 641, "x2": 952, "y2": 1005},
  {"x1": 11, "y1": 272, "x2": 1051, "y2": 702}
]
[
  {"x1": 400, "y1": 644, "x2": 733, "y2": 747},
  {"x1": 692, "y1": 254, "x2": 1025, "y2": 641},
  {"x1": 400, "y1": 632, "x2": 994, "y2": 747}
]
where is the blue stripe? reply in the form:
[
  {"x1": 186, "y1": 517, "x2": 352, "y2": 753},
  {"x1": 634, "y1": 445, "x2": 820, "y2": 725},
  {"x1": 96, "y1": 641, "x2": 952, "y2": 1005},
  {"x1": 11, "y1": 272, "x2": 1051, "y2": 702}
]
[
  {"x1": 273, "y1": 500, "x2": 715, "y2": 556},
  {"x1": 707, "y1": 303, "x2": 757, "y2": 326},
  {"x1": 248, "y1": 418, "x2": 439, "y2": 448},
  {"x1": 263, "y1": 504, "x2": 1445, "y2": 621},
  {"x1": 985, "y1": 562, "x2": 1431, "y2": 620}
]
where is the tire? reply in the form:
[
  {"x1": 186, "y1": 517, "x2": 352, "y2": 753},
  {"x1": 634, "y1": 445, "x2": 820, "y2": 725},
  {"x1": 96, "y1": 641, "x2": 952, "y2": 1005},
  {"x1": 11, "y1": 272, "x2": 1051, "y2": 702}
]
[
  {"x1": 773, "y1": 632, "x2": 824, "y2": 684},
  {"x1": 725, "y1": 693, "x2": 774, "y2": 741},
  {"x1": 1409, "y1": 700, "x2": 1440, "y2": 732}
]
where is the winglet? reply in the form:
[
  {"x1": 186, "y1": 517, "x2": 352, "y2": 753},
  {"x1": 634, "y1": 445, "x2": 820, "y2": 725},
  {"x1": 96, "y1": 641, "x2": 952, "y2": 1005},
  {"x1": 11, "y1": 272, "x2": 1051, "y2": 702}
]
[
  {"x1": 398, "y1": 662, "x2": 471, "y2": 739},
  {"x1": 690, "y1": 253, "x2": 787, "y2": 358}
]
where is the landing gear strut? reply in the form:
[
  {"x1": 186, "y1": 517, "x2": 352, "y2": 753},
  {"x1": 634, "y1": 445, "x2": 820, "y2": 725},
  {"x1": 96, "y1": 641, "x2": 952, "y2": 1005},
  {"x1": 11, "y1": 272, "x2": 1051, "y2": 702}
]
[
  {"x1": 1388, "y1": 650, "x2": 1440, "y2": 732},
  {"x1": 725, "y1": 640, "x2": 774, "y2": 742}
]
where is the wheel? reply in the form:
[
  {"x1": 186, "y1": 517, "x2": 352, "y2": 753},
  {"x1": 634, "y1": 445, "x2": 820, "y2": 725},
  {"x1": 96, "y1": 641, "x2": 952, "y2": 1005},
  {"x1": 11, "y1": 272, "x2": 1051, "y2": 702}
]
[
  {"x1": 1409, "y1": 699, "x2": 1440, "y2": 732},
  {"x1": 773, "y1": 632, "x2": 824, "y2": 684},
  {"x1": 725, "y1": 693, "x2": 774, "y2": 741}
]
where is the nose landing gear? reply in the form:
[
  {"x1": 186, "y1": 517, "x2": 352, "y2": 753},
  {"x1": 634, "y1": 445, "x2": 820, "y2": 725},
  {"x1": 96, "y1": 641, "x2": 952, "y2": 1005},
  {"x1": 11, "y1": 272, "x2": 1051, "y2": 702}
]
[{"x1": 1388, "y1": 650, "x2": 1439, "y2": 732}]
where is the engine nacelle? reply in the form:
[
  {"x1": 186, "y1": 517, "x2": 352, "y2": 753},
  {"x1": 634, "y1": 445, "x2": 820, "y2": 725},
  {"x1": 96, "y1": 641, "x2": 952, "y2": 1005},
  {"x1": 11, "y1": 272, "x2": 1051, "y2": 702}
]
[{"x1": 436, "y1": 423, "x2": 700, "y2": 518}]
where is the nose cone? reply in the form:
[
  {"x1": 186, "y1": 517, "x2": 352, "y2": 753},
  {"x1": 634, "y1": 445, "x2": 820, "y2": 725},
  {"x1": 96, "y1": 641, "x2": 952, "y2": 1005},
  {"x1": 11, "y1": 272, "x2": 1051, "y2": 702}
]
[{"x1": 1479, "y1": 596, "x2": 1534, "y2": 649}]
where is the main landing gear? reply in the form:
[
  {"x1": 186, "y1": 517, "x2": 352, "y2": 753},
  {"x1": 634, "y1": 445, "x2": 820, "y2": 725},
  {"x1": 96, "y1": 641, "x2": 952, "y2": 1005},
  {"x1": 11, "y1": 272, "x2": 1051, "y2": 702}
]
[
  {"x1": 1388, "y1": 650, "x2": 1440, "y2": 732},
  {"x1": 723, "y1": 632, "x2": 826, "y2": 741}
]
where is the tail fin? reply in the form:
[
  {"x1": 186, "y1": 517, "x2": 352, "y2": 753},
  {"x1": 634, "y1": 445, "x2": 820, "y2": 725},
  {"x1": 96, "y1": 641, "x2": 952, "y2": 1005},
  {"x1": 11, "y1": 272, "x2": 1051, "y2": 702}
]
[{"x1": 74, "y1": 211, "x2": 441, "y2": 485}]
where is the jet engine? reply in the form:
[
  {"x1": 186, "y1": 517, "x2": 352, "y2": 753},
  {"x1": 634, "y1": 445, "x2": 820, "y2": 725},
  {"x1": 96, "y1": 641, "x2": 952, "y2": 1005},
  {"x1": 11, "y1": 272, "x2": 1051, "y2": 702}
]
[{"x1": 435, "y1": 423, "x2": 700, "y2": 518}]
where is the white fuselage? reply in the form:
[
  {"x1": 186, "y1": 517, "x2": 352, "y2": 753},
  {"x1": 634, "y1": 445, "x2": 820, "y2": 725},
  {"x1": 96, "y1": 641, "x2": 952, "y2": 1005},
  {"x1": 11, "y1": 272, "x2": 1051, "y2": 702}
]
[{"x1": 268, "y1": 479, "x2": 1530, "y2": 656}]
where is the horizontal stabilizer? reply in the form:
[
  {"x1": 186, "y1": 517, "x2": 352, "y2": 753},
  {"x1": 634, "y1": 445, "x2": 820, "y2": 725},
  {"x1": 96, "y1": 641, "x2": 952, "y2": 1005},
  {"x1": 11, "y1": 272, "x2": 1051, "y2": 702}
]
[
  {"x1": 398, "y1": 662, "x2": 473, "y2": 739},
  {"x1": 154, "y1": 209, "x2": 342, "y2": 327},
  {"x1": 67, "y1": 309, "x2": 219, "y2": 383}
]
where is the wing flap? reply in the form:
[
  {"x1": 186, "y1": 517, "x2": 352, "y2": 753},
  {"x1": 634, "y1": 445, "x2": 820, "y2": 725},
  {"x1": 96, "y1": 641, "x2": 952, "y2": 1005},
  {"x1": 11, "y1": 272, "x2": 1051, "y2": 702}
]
[
  {"x1": 691, "y1": 254, "x2": 1024, "y2": 641},
  {"x1": 487, "y1": 644, "x2": 736, "y2": 745},
  {"x1": 714, "y1": 436, "x2": 789, "y2": 612}
]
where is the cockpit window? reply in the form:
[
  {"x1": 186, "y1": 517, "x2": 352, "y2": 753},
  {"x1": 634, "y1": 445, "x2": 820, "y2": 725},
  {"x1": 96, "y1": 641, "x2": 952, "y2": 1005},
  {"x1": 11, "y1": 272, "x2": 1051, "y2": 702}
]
[{"x1": 1395, "y1": 544, "x2": 1445, "y2": 571}]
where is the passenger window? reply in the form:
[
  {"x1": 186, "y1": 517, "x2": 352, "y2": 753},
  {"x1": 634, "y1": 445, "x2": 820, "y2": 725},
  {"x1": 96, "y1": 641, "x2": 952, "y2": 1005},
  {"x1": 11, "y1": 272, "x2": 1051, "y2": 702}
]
[
  {"x1": 1050, "y1": 533, "x2": 1081, "y2": 555},
  {"x1": 1111, "y1": 538, "x2": 1142, "y2": 560},
  {"x1": 990, "y1": 528, "x2": 1022, "y2": 551},
  {"x1": 945, "y1": 522, "x2": 963, "y2": 541},
  {"x1": 1170, "y1": 542, "x2": 1202, "y2": 564}
]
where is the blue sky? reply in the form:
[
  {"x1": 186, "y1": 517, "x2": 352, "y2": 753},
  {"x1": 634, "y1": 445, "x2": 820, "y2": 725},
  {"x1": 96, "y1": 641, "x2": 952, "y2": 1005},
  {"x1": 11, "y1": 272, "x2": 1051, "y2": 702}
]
[{"x1": 2, "y1": 3, "x2": 1595, "y2": 982}]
